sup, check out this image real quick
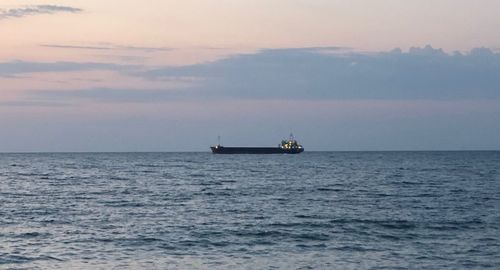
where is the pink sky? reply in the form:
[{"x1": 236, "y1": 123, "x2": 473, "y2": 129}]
[{"x1": 1, "y1": 1, "x2": 500, "y2": 151}]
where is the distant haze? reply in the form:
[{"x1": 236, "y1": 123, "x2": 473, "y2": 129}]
[{"x1": 1, "y1": 1, "x2": 499, "y2": 151}]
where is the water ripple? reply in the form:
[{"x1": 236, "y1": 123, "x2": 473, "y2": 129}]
[{"x1": 0, "y1": 151, "x2": 499, "y2": 269}]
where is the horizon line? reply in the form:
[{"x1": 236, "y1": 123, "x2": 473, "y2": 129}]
[{"x1": 1, "y1": 149, "x2": 499, "y2": 154}]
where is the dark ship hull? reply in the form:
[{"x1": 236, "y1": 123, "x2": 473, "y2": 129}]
[{"x1": 211, "y1": 146, "x2": 304, "y2": 154}]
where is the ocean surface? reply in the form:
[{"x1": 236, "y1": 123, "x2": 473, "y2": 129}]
[{"x1": 1, "y1": 151, "x2": 499, "y2": 269}]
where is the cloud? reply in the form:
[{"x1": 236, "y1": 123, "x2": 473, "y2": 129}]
[
  {"x1": 0, "y1": 100, "x2": 68, "y2": 107},
  {"x1": 136, "y1": 45, "x2": 500, "y2": 100},
  {"x1": 40, "y1": 45, "x2": 112, "y2": 51},
  {"x1": 0, "y1": 5, "x2": 82, "y2": 20},
  {"x1": 40, "y1": 43, "x2": 173, "y2": 52},
  {"x1": 28, "y1": 88, "x2": 188, "y2": 103},
  {"x1": 6, "y1": 46, "x2": 500, "y2": 105},
  {"x1": 0, "y1": 60, "x2": 134, "y2": 77}
]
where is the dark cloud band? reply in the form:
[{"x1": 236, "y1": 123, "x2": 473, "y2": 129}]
[
  {"x1": 3, "y1": 46, "x2": 500, "y2": 104},
  {"x1": 136, "y1": 46, "x2": 500, "y2": 100}
]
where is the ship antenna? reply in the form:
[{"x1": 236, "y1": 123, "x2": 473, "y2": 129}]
[
  {"x1": 217, "y1": 135, "x2": 221, "y2": 146},
  {"x1": 289, "y1": 133, "x2": 294, "y2": 140}
]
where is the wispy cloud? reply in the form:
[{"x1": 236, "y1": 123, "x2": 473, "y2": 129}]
[
  {"x1": 41, "y1": 44, "x2": 112, "y2": 51},
  {"x1": 40, "y1": 43, "x2": 173, "y2": 52},
  {"x1": 29, "y1": 88, "x2": 188, "y2": 103},
  {"x1": 0, "y1": 60, "x2": 134, "y2": 77},
  {"x1": 0, "y1": 5, "x2": 82, "y2": 20},
  {"x1": 0, "y1": 100, "x2": 68, "y2": 107}
]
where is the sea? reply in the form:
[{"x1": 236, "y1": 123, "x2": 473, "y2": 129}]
[{"x1": 0, "y1": 151, "x2": 499, "y2": 269}]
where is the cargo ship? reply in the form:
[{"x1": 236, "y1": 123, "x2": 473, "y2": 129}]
[{"x1": 210, "y1": 134, "x2": 304, "y2": 154}]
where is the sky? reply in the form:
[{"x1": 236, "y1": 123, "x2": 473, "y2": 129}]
[{"x1": 1, "y1": 0, "x2": 500, "y2": 151}]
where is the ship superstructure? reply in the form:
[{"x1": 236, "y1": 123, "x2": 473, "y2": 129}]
[{"x1": 210, "y1": 134, "x2": 304, "y2": 154}]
